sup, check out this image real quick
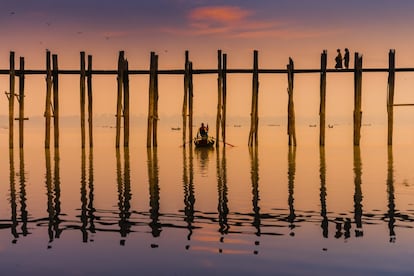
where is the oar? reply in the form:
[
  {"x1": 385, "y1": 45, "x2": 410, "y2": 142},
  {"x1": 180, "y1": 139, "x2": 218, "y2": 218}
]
[
  {"x1": 210, "y1": 137, "x2": 235, "y2": 147},
  {"x1": 180, "y1": 138, "x2": 194, "y2": 147}
]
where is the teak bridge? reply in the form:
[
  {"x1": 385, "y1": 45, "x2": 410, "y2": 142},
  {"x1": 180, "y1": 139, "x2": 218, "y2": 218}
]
[{"x1": 0, "y1": 49, "x2": 407, "y2": 149}]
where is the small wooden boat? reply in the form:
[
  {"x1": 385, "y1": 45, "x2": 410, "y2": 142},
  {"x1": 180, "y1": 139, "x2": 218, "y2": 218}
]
[{"x1": 194, "y1": 136, "x2": 215, "y2": 148}]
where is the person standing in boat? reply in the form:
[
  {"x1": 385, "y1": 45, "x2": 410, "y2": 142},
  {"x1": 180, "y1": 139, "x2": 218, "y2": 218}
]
[{"x1": 199, "y1": 123, "x2": 209, "y2": 138}]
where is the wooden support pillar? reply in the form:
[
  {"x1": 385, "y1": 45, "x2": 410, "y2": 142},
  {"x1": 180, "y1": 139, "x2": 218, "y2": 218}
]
[
  {"x1": 151, "y1": 54, "x2": 159, "y2": 147},
  {"x1": 45, "y1": 50, "x2": 52, "y2": 148},
  {"x1": 353, "y1": 53, "x2": 363, "y2": 146},
  {"x1": 182, "y1": 51, "x2": 189, "y2": 147},
  {"x1": 216, "y1": 50, "x2": 223, "y2": 147},
  {"x1": 123, "y1": 59, "x2": 130, "y2": 147},
  {"x1": 248, "y1": 50, "x2": 259, "y2": 147},
  {"x1": 188, "y1": 62, "x2": 194, "y2": 146},
  {"x1": 9, "y1": 51, "x2": 15, "y2": 149},
  {"x1": 87, "y1": 55, "x2": 93, "y2": 147},
  {"x1": 287, "y1": 57, "x2": 296, "y2": 146},
  {"x1": 52, "y1": 54, "x2": 59, "y2": 148},
  {"x1": 387, "y1": 49, "x2": 395, "y2": 145},
  {"x1": 80, "y1": 52, "x2": 86, "y2": 149},
  {"x1": 18, "y1": 57, "x2": 25, "y2": 148},
  {"x1": 116, "y1": 51, "x2": 125, "y2": 148},
  {"x1": 319, "y1": 50, "x2": 327, "y2": 146},
  {"x1": 147, "y1": 52, "x2": 157, "y2": 147},
  {"x1": 222, "y1": 54, "x2": 227, "y2": 146}
]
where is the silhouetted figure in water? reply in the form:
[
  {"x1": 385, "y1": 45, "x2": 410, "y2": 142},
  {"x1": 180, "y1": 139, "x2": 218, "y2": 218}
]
[
  {"x1": 344, "y1": 48, "x2": 350, "y2": 69},
  {"x1": 335, "y1": 49, "x2": 343, "y2": 69}
]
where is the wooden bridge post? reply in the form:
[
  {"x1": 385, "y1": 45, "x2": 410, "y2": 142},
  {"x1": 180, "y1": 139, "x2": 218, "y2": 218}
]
[
  {"x1": 9, "y1": 51, "x2": 15, "y2": 149},
  {"x1": 182, "y1": 51, "x2": 189, "y2": 147},
  {"x1": 52, "y1": 54, "x2": 59, "y2": 148},
  {"x1": 18, "y1": 57, "x2": 25, "y2": 148},
  {"x1": 188, "y1": 62, "x2": 194, "y2": 146},
  {"x1": 153, "y1": 54, "x2": 159, "y2": 147},
  {"x1": 222, "y1": 53, "x2": 227, "y2": 146},
  {"x1": 147, "y1": 52, "x2": 157, "y2": 147},
  {"x1": 353, "y1": 53, "x2": 363, "y2": 146},
  {"x1": 248, "y1": 50, "x2": 259, "y2": 147},
  {"x1": 287, "y1": 57, "x2": 296, "y2": 146},
  {"x1": 116, "y1": 51, "x2": 125, "y2": 148},
  {"x1": 80, "y1": 52, "x2": 86, "y2": 148},
  {"x1": 216, "y1": 50, "x2": 223, "y2": 147},
  {"x1": 123, "y1": 59, "x2": 130, "y2": 147},
  {"x1": 387, "y1": 49, "x2": 395, "y2": 145},
  {"x1": 45, "y1": 50, "x2": 52, "y2": 148},
  {"x1": 319, "y1": 50, "x2": 327, "y2": 146},
  {"x1": 87, "y1": 55, "x2": 93, "y2": 147}
]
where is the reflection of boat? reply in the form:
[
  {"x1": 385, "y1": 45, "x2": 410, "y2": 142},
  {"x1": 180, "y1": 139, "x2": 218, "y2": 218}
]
[
  {"x1": 194, "y1": 136, "x2": 215, "y2": 148},
  {"x1": 171, "y1": 127, "x2": 181, "y2": 131}
]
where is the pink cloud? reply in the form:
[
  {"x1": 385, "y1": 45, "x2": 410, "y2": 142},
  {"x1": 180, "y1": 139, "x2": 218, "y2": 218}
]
[{"x1": 189, "y1": 6, "x2": 251, "y2": 23}]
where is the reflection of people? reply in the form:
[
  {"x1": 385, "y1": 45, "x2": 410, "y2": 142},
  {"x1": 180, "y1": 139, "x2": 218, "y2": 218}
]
[
  {"x1": 198, "y1": 123, "x2": 208, "y2": 138},
  {"x1": 344, "y1": 48, "x2": 350, "y2": 69},
  {"x1": 335, "y1": 49, "x2": 342, "y2": 69}
]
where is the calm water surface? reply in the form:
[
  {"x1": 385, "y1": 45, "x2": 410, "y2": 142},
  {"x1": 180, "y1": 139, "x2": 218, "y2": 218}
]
[{"x1": 0, "y1": 124, "x2": 413, "y2": 275}]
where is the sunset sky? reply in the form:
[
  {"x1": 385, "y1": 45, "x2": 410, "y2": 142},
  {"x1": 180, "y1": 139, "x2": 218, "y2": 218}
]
[{"x1": 1, "y1": 0, "x2": 414, "y2": 121}]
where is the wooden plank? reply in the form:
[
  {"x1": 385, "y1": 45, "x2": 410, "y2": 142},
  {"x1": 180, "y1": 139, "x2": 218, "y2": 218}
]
[
  {"x1": 87, "y1": 55, "x2": 93, "y2": 147},
  {"x1": 248, "y1": 50, "x2": 259, "y2": 147},
  {"x1": 319, "y1": 50, "x2": 327, "y2": 146},
  {"x1": 287, "y1": 57, "x2": 296, "y2": 146},
  {"x1": 216, "y1": 50, "x2": 222, "y2": 147},
  {"x1": 116, "y1": 51, "x2": 124, "y2": 148},
  {"x1": 147, "y1": 52, "x2": 155, "y2": 147},
  {"x1": 387, "y1": 50, "x2": 395, "y2": 145},
  {"x1": 45, "y1": 51, "x2": 52, "y2": 148},
  {"x1": 18, "y1": 57, "x2": 25, "y2": 148},
  {"x1": 52, "y1": 54, "x2": 59, "y2": 148},
  {"x1": 188, "y1": 62, "x2": 194, "y2": 146},
  {"x1": 123, "y1": 59, "x2": 130, "y2": 147},
  {"x1": 353, "y1": 53, "x2": 363, "y2": 146},
  {"x1": 153, "y1": 54, "x2": 159, "y2": 147},
  {"x1": 222, "y1": 53, "x2": 227, "y2": 146},
  {"x1": 9, "y1": 52, "x2": 15, "y2": 149},
  {"x1": 80, "y1": 52, "x2": 86, "y2": 148},
  {"x1": 182, "y1": 51, "x2": 189, "y2": 147}
]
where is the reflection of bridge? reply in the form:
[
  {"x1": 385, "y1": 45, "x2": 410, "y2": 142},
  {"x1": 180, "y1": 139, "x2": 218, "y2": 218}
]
[{"x1": 4, "y1": 146, "x2": 414, "y2": 252}]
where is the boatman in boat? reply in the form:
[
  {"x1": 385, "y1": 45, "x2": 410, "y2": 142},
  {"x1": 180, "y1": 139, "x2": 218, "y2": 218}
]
[{"x1": 199, "y1": 123, "x2": 209, "y2": 139}]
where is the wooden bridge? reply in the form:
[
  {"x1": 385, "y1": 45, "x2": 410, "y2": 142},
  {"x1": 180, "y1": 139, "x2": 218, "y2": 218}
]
[{"x1": 0, "y1": 49, "x2": 408, "y2": 148}]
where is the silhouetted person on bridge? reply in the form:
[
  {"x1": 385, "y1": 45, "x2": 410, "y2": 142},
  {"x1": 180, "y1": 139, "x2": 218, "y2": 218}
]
[
  {"x1": 344, "y1": 48, "x2": 350, "y2": 69},
  {"x1": 335, "y1": 49, "x2": 343, "y2": 69}
]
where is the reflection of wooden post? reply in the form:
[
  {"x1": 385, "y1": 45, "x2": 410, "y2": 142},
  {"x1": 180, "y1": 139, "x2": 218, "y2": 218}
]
[
  {"x1": 188, "y1": 62, "x2": 194, "y2": 146},
  {"x1": 18, "y1": 57, "x2": 25, "y2": 149},
  {"x1": 182, "y1": 51, "x2": 189, "y2": 147},
  {"x1": 116, "y1": 51, "x2": 124, "y2": 148},
  {"x1": 87, "y1": 55, "x2": 93, "y2": 147},
  {"x1": 80, "y1": 52, "x2": 86, "y2": 149},
  {"x1": 45, "y1": 51, "x2": 52, "y2": 148},
  {"x1": 353, "y1": 53, "x2": 363, "y2": 146},
  {"x1": 387, "y1": 50, "x2": 395, "y2": 145},
  {"x1": 216, "y1": 50, "x2": 222, "y2": 147},
  {"x1": 123, "y1": 59, "x2": 130, "y2": 147},
  {"x1": 222, "y1": 54, "x2": 227, "y2": 146},
  {"x1": 319, "y1": 147, "x2": 328, "y2": 238},
  {"x1": 52, "y1": 54, "x2": 59, "y2": 148},
  {"x1": 248, "y1": 50, "x2": 259, "y2": 147},
  {"x1": 353, "y1": 146, "x2": 363, "y2": 237},
  {"x1": 319, "y1": 50, "x2": 327, "y2": 146},
  {"x1": 9, "y1": 51, "x2": 15, "y2": 149},
  {"x1": 386, "y1": 146, "x2": 396, "y2": 242},
  {"x1": 287, "y1": 57, "x2": 296, "y2": 146}
]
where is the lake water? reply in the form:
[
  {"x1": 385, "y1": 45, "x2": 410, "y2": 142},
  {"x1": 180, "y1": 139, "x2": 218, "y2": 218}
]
[{"x1": 0, "y1": 123, "x2": 413, "y2": 275}]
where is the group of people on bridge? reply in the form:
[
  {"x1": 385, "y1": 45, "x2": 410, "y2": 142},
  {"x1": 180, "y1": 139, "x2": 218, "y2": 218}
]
[{"x1": 335, "y1": 48, "x2": 350, "y2": 69}]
